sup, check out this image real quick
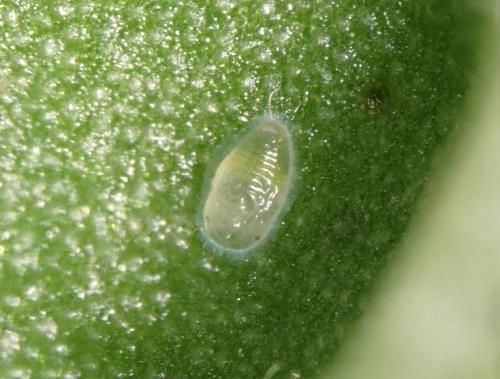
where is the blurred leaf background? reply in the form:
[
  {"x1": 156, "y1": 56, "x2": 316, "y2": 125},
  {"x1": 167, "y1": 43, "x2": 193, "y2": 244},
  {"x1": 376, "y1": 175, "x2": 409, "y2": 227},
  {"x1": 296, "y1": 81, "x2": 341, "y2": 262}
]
[{"x1": 325, "y1": 3, "x2": 500, "y2": 379}]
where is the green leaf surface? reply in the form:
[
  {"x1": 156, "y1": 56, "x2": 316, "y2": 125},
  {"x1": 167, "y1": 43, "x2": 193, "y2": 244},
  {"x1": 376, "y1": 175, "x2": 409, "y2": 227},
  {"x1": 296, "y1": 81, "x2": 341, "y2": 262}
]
[
  {"x1": 0, "y1": 1, "x2": 482, "y2": 378},
  {"x1": 324, "y1": 10, "x2": 500, "y2": 378}
]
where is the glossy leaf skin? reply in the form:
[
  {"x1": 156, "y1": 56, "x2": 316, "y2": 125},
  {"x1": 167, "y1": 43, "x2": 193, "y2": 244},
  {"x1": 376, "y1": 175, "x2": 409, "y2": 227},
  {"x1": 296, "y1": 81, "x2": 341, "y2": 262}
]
[{"x1": 0, "y1": 1, "x2": 483, "y2": 378}]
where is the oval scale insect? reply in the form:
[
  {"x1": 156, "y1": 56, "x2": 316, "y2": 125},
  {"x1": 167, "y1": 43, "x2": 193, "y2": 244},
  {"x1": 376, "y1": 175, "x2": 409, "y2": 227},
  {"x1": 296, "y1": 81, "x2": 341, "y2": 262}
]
[{"x1": 199, "y1": 116, "x2": 295, "y2": 257}]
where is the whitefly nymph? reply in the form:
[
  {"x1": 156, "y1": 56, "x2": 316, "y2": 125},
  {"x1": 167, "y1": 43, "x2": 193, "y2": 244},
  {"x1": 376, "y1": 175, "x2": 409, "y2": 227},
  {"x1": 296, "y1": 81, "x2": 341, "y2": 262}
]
[{"x1": 198, "y1": 115, "x2": 295, "y2": 258}]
